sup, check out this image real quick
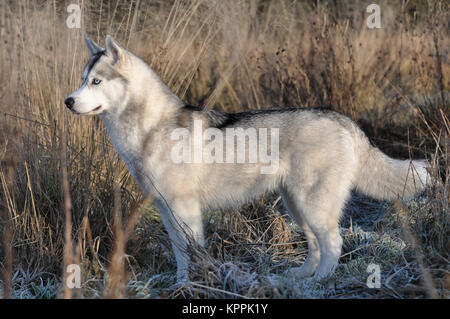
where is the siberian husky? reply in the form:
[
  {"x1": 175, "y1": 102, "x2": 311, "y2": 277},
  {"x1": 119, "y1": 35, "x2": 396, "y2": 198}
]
[{"x1": 65, "y1": 35, "x2": 429, "y2": 282}]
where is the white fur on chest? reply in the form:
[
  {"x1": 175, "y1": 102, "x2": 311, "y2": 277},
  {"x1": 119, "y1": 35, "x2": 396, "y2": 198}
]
[
  {"x1": 102, "y1": 117, "x2": 144, "y2": 177},
  {"x1": 101, "y1": 115, "x2": 172, "y2": 200}
]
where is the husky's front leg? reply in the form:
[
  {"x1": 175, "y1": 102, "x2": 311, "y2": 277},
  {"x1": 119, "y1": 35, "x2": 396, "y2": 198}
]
[{"x1": 155, "y1": 198, "x2": 204, "y2": 283}]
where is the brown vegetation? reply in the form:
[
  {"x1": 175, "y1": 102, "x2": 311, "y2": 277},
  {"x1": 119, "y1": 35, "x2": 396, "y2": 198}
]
[{"x1": 0, "y1": 0, "x2": 448, "y2": 298}]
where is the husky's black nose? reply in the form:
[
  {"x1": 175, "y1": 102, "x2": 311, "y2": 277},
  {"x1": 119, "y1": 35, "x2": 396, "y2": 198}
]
[{"x1": 64, "y1": 97, "x2": 74, "y2": 109}]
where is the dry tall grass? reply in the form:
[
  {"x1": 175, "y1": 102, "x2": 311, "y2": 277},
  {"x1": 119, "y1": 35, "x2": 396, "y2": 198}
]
[{"x1": 0, "y1": 0, "x2": 448, "y2": 298}]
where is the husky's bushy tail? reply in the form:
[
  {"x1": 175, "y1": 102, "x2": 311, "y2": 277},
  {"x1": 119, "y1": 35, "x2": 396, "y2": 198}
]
[{"x1": 354, "y1": 134, "x2": 430, "y2": 200}]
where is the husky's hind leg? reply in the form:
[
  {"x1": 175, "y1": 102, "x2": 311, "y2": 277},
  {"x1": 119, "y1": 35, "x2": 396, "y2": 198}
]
[
  {"x1": 284, "y1": 170, "x2": 352, "y2": 279},
  {"x1": 155, "y1": 197, "x2": 204, "y2": 283},
  {"x1": 280, "y1": 189, "x2": 320, "y2": 278},
  {"x1": 298, "y1": 176, "x2": 351, "y2": 279}
]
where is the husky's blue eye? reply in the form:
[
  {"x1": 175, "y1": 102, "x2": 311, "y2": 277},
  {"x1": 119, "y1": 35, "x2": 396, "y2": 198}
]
[{"x1": 92, "y1": 78, "x2": 101, "y2": 85}]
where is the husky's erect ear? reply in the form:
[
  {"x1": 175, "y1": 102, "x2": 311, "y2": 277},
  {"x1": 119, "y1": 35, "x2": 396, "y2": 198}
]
[
  {"x1": 84, "y1": 34, "x2": 103, "y2": 56},
  {"x1": 105, "y1": 35, "x2": 124, "y2": 66}
]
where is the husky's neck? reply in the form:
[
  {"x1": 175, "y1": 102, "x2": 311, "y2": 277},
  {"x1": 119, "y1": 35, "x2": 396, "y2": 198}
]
[{"x1": 98, "y1": 55, "x2": 182, "y2": 162}]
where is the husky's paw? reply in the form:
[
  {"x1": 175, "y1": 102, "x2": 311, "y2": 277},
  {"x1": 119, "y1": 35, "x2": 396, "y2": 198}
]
[
  {"x1": 168, "y1": 274, "x2": 191, "y2": 290},
  {"x1": 168, "y1": 280, "x2": 191, "y2": 291},
  {"x1": 284, "y1": 266, "x2": 315, "y2": 279},
  {"x1": 265, "y1": 273, "x2": 282, "y2": 286},
  {"x1": 167, "y1": 269, "x2": 191, "y2": 290}
]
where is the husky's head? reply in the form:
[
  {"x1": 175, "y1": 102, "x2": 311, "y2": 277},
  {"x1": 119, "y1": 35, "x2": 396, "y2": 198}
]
[{"x1": 64, "y1": 35, "x2": 129, "y2": 115}]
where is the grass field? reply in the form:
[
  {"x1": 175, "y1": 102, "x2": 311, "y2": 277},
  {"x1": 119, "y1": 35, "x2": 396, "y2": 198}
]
[{"x1": 0, "y1": 0, "x2": 449, "y2": 298}]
